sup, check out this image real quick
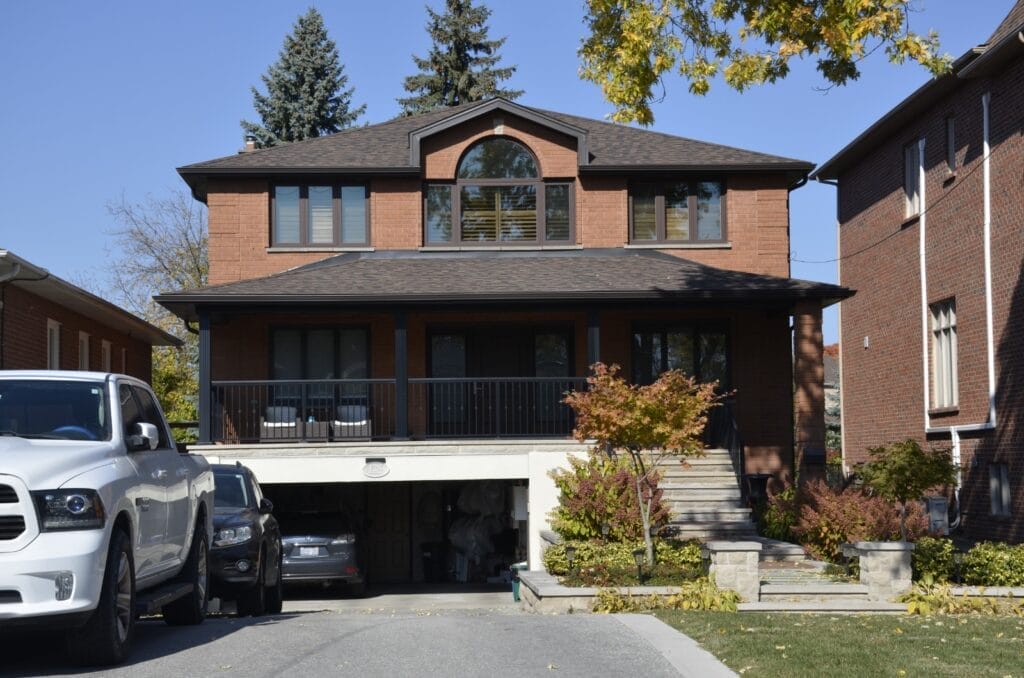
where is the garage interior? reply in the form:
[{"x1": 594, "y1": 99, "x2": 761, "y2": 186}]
[{"x1": 262, "y1": 480, "x2": 529, "y2": 586}]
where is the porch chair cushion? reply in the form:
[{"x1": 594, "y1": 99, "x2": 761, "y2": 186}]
[
  {"x1": 331, "y1": 404, "x2": 370, "y2": 439},
  {"x1": 260, "y1": 406, "x2": 301, "y2": 440}
]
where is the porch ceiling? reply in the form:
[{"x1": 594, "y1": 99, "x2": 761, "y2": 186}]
[{"x1": 155, "y1": 249, "x2": 852, "y2": 321}]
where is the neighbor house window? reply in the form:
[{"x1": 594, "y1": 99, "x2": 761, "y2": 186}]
[
  {"x1": 120, "y1": 348, "x2": 127, "y2": 374},
  {"x1": 632, "y1": 325, "x2": 729, "y2": 388},
  {"x1": 629, "y1": 181, "x2": 725, "y2": 243},
  {"x1": 424, "y1": 137, "x2": 574, "y2": 246},
  {"x1": 904, "y1": 140, "x2": 922, "y2": 218},
  {"x1": 272, "y1": 184, "x2": 368, "y2": 246},
  {"x1": 930, "y1": 299, "x2": 957, "y2": 409},
  {"x1": 101, "y1": 340, "x2": 112, "y2": 372},
  {"x1": 990, "y1": 463, "x2": 1011, "y2": 517},
  {"x1": 47, "y1": 319, "x2": 61, "y2": 369},
  {"x1": 78, "y1": 332, "x2": 90, "y2": 370}
]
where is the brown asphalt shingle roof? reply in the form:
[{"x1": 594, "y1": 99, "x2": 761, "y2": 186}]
[
  {"x1": 155, "y1": 249, "x2": 851, "y2": 320},
  {"x1": 179, "y1": 99, "x2": 810, "y2": 174}
]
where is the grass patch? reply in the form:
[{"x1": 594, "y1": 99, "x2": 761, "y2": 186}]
[{"x1": 654, "y1": 611, "x2": 1024, "y2": 677}]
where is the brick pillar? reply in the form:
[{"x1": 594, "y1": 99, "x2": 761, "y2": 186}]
[{"x1": 793, "y1": 301, "x2": 825, "y2": 481}]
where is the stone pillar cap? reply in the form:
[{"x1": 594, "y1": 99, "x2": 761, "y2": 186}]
[
  {"x1": 703, "y1": 541, "x2": 764, "y2": 552},
  {"x1": 853, "y1": 541, "x2": 915, "y2": 551}
]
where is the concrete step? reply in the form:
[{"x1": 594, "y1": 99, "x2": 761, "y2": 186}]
[
  {"x1": 665, "y1": 488, "x2": 741, "y2": 501},
  {"x1": 670, "y1": 509, "x2": 752, "y2": 522},
  {"x1": 658, "y1": 471, "x2": 738, "y2": 482},
  {"x1": 660, "y1": 481, "x2": 742, "y2": 490},
  {"x1": 669, "y1": 526, "x2": 759, "y2": 539},
  {"x1": 759, "y1": 583, "x2": 869, "y2": 602},
  {"x1": 738, "y1": 600, "x2": 905, "y2": 613},
  {"x1": 756, "y1": 540, "x2": 807, "y2": 563}
]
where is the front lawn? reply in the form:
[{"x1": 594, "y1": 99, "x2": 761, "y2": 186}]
[{"x1": 654, "y1": 611, "x2": 1024, "y2": 677}]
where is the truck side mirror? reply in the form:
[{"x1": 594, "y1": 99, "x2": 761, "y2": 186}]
[
  {"x1": 127, "y1": 422, "x2": 160, "y2": 452},
  {"x1": 259, "y1": 498, "x2": 274, "y2": 514}
]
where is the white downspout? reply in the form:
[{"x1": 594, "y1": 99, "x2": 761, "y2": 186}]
[
  {"x1": 918, "y1": 137, "x2": 930, "y2": 431},
  {"x1": 922, "y1": 91, "x2": 998, "y2": 529}
]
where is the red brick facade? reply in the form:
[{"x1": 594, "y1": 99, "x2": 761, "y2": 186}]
[
  {"x1": 837, "y1": 54, "x2": 1024, "y2": 542},
  {"x1": 1, "y1": 284, "x2": 153, "y2": 381}
]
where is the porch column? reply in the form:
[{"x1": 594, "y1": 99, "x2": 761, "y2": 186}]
[
  {"x1": 394, "y1": 311, "x2": 408, "y2": 439},
  {"x1": 197, "y1": 310, "x2": 211, "y2": 444},
  {"x1": 793, "y1": 301, "x2": 825, "y2": 480},
  {"x1": 586, "y1": 310, "x2": 600, "y2": 368}
]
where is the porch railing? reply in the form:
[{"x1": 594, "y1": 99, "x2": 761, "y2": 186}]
[
  {"x1": 702, "y1": 397, "x2": 746, "y2": 497},
  {"x1": 208, "y1": 377, "x2": 586, "y2": 443}
]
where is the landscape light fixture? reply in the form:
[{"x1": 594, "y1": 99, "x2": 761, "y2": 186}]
[
  {"x1": 601, "y1": 523, "x2": 610, "y2": 539},
  {"x1": 700, "y1": 546, "x2": 711, "y2": 576},
  {"x1": 565, "y1": 544, "x2": 577, "y2": 573},
  {"x1": 952, "y1": 550, "x2": 965, "y2": 584},
  {"x1": 632, "y1": 547, "x2": 645, "y2": 584}
]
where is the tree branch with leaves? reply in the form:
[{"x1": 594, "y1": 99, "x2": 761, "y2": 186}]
[{"x1": 580, "y1": 0, "x2": 951, "y2": 125}]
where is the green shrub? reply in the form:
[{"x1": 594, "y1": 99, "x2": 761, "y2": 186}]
[
  {"x1": 759, "y1": 486, "x2": 797, "y2": 541},
  {"x1": 543, "y1": 539, "x2": 702, "y2": 579},
  {"x1": 912, "y1": 536, "x2": 954, "y2": 582},
  {"x1": 962, "y1": 542, "x2": 1024, "y2": 586},
  {"x1": 548, "y1": 452, "x2": 668, "y2": 541},
  {"x1": 591, "y1": 578, "x2": 740, "y2": 613}
]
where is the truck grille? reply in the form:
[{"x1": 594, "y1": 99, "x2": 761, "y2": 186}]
[
  {"x1": 0, "y1": 515, "x2": 26, "y2": 540},
  {"x1": 0, "y1": 484, "x2": 16, "y2": 503}
]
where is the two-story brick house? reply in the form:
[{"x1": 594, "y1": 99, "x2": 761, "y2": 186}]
[
  {"x1": 814, "y1": 3, "x2": 1024, "y2": 543},
  {"x1": 158, "y1": 98, "x2": 849, "y2": 582},
  {"x1": 1, "y1": 249, "x2": 178, "y2": 379}
]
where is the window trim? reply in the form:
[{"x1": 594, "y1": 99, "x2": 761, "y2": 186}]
[
  {"x1": 46, "y1": 319, "x2": 61, "y2": 370},
  {"x1": 423, "y1": 137, "x2": 576, "y2": 247},
  {"x1": 270, "y1": 182, "x2": 371, "y2": 248},
  {"x1": 628, "y1": 179, "x2": 728, "y2": 245},
  {"x1": 78, "y1": 331, "x2": 90, "y2": 371},
  {"x1": 101, "y1": 340, "x2": 112, "y2": 372},
  {"x1": 904, "y1": 139, "x2": 923, "y2": 218},
  {"x1": 930, "y1": 298, "x2": 958, "y2": 410}
]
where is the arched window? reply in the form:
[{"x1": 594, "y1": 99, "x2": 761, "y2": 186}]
[{"x1": 425, "y1": 137, "x2": 573, "y2": 246}]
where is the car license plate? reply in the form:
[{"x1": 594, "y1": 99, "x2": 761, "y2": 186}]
[{"x1": 299, "y1": 546, "x2": 319, "y2": 557}]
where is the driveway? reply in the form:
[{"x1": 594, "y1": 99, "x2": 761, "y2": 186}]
[{"x1": 1, "y1": 601, "x2": 732, "y2": 677}]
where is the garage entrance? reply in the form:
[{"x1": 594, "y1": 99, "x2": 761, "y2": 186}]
[{"x1": 262, "y1": 479, "x2": 528, "y2": 587}]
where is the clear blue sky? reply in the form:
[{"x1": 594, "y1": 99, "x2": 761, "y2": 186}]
[{"x1": 0, "y1": 1, "x2": 1013, "y2": 343}]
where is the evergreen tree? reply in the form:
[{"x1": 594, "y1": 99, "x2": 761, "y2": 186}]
[
  {"x1": 242, "y1": 8, "x2": 364, "y2": 147},
  {"x1": 398, "y1": 0, "x2": 522, "y2": 115}
]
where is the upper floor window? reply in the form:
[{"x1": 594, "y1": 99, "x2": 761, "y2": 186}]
[
  {"x1": 46, "y1": 319, "x2": 61, "y2": 369},
  {"x1": 425, "y1": 137, "x2": 573, "y2": 246},
  {"x1": 630, "y1": 181, "x2": 725, "y2": 244},
  {"x1": 904, "y1": 140, "x2": 922, "y2": 218},
  {"x1": 78, "y1": 332, "x2": 90, "y2": 371},
  {"x1": 272, "y1": 184, "x2": 368, "y2": 247},
  {"x1": 930, "y1": 298, "x2": 957, "y2": 409}
]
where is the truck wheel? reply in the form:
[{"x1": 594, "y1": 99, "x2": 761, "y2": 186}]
[
  {"x1": 265, "y1": 550, "x2": 283, "y2": 614},
  {"x1": 67, "y1": 529, "x2": 135, "y2": 666},
  {"x1": 237, "y1": 548, "x2": 266, "y2": 616},
  {"x1": 163, "y1": 521, "x2": 209, "y2": 626}
]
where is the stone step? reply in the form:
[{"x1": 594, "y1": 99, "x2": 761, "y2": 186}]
[
  {"x1": 670, "y1": 509, "x2": 752, "y2": 522},
  {"x1": 665, "y1": 488, "x2": 741, "y2": 501},
  {"x1": 757, "y1": 540, "x2": 807, "y2": 563},
  {"x1": 670, "y1": 526, "x2": 759, "y2": 539},
  {"x1": 660, "y1": 480, "x2": 742, "y2": 490},
  {"x1": 738, "y1": 600, "x2": 906, "y2": 613},
  {"x1": 658, "y1": 471, "x2": 738, "y2": 482},
  {"x1": 758, "y1": 583, "x2": 869, "y2": 602}
]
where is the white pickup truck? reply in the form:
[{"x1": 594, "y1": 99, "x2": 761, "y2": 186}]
[{"x1": 0, "y1": 371, "x2": 214, "y2": 665}]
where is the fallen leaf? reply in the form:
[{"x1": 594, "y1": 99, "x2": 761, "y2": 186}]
[{"x1": 547, "y1": 664, "x2": 558, "y2": 670}]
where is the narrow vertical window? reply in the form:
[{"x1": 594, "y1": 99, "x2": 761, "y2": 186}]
[
  {"x1": 904, "y1": 141, "x2": 922, "y2": 218},
  {"x1": 340, "y1": 186, "x2": 368, "y2": 244},
  {"x1": 274, "y1": 186, "x2": 301, "y2": 244},
  {"x1": 78, "y1": 332, "x2": 90, "y2": 370},
  {"x1": 47, "y1": 319, "x2": 61, "y2": 369},
  {"x1": 101, "y1": 340, "x2": 112, "y2": 372},
  {"x1": 425, "y1": 185, "x2": 454, "y2": 243},
  {"x1": 307, "y1": 186, "x2": 334, "y2": 244},
  {"x1": 930, "y1": 299, "x2": 957, "y2": 408},
  {"x1": 544, "y1": 184, "x2": 571, "y2": 242},
  {"x1": 989, "y1": 463, "x2": 1011, "y2": 517},
  {"x1": 945, "y1": 117, "x2": 956, "y2": 173},
  {"x1": 630, "y1": 186, "x2": 657, "y2": 241}
]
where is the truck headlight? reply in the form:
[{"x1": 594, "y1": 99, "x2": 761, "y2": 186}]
[
  {"x1": 31, "y1": 489, "x2": 105, "y2": 531},
  {"x1": 214, "y1": 526, "x2": 253, "y2": 547}
]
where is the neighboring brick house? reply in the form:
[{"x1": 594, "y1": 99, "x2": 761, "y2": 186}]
[
  {"x1": 814, "y1": 3, "x2": 1024, "y2": 543},
  {"x1": 158, "y1": 98, "x2": 849, "y2": 580},
  {"x1": 0, "y1": 249, "x2": 179, "y2": 381}
]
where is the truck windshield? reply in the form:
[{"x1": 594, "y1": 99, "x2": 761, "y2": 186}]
[{"x1": 0, "y1": 380, "x2": 111, "y2": 441}]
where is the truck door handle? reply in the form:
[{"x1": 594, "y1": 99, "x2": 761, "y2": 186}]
[{"x1": 135, "y1": 497, "x2": 151, "y2": 511}]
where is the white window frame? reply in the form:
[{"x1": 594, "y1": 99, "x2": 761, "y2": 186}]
[
  {"x1": 989, "y1": 463, "x2": 1011, "y2": 517},
  {"x1": 121, "y1": 348, "x2": 127, "y2": 374},
  {"x1": 101, "y1": 340, "x2": 112, "y2": 372},
  {"x1": 46, "y1": 319, "x2": 61, "y2": 369},
  {"x1": 930, "y1": 299, "x2": 958, "y2": 409},
  {"x1": 78, "y1": 332, "x2": 90, "y2": 370},
  {"x1": 904, "y1": 140, "x2": 922, "y2": 218}
]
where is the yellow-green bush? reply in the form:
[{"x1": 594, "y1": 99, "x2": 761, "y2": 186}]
[{"x1": 591, "y1": 578, "x2": 740, "y2": 613}]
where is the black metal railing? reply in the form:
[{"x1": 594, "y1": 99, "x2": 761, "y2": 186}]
[
  {"x1": 703, "y1": 396, "x2": 744, "y2": 477},
  {"x1": 209, "y1": 379, "x2": 396, "y2": 443},
  {"x1": 208, "y1": 377, "x2": 586, "y2": 443},
  {"x1": 409, "y1": 377, "x2": 587, "y2": 439}
]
